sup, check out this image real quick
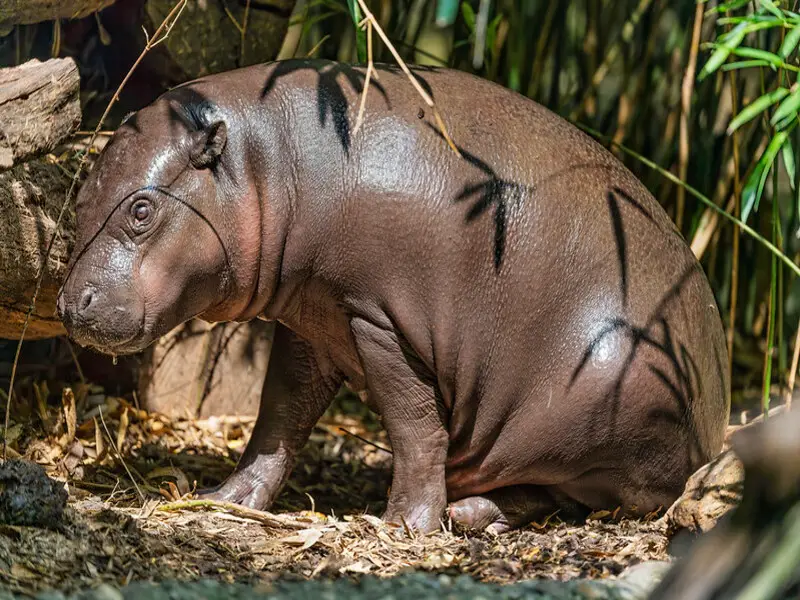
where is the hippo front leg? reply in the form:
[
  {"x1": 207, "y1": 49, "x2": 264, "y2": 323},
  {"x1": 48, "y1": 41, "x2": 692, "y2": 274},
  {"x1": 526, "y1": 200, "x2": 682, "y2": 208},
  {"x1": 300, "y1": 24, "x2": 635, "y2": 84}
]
[
  {"x1": 351, "y1": 318, "x2": 449, "y2": 533},
  {"x1": 200, "y1": 323, "x2": 343, "y2": 510}
]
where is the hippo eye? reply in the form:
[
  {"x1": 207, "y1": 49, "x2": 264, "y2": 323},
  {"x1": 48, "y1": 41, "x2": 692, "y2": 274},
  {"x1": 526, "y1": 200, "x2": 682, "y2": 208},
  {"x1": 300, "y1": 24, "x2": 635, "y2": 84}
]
[{"x1": 131, "y1": 199, "x2": 153, "y2": 225}]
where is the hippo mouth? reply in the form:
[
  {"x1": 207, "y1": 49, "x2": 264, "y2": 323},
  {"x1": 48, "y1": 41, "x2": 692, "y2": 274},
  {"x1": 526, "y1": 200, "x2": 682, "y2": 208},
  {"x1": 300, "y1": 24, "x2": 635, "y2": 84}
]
[
  {"x1": 58, "y1": 296, "x2": 152, "y2": 357},
  {"x1": 67, "y1": 321, "x2": 152, "y2": 357}
]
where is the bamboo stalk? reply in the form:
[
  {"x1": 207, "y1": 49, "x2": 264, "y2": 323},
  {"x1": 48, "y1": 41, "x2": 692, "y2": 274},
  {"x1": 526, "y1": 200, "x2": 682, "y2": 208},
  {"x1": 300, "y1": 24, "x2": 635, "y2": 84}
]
[{"x1": 676, "y1": 1, "x2": 705, "y2": 231}]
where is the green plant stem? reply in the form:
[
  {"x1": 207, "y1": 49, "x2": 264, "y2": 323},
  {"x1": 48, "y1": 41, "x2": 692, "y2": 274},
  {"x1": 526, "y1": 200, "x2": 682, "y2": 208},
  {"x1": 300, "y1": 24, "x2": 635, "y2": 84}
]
[
  {"x1": 575, "y1": 122, "x2": 800, "y2": 278},
  {"x1": 762, "y1": 172, "x2": 779, "y2": 417}
]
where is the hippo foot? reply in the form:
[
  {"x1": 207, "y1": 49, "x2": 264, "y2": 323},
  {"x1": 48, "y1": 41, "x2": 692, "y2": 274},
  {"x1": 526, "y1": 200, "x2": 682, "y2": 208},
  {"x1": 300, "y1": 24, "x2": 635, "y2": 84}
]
[
  {"x1": 196, "y1": 454, "x2": 290, "y2": 511},
  {"x1": 449, "y1": 495, "x2": 514, "y2": 534},
  {"x1": 197, "y1": 475, "x2": 275, "y2": 510},
  {"x1": 382, "y1": 495, "x2": 447, "y2": 534},
  {"x1": 449, "y1": 485, "x2": 588, "y2": 534}
]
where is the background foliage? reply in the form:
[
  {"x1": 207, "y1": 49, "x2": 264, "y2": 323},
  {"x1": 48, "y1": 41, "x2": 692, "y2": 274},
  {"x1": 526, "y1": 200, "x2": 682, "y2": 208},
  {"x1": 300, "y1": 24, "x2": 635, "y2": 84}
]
[
  {"x1": 286, "y1": 0, "x2": 800, "y2": 409},
  {"x1": 3, "y1": 0, "x2": 799, "y2": 411}
]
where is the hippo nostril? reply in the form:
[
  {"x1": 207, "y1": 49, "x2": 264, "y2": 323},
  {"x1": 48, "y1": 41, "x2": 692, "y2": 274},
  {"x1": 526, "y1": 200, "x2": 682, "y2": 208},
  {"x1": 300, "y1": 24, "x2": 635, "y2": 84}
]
[{"x1": 78, "y1": 287, "x2": 96, "y2": 314}]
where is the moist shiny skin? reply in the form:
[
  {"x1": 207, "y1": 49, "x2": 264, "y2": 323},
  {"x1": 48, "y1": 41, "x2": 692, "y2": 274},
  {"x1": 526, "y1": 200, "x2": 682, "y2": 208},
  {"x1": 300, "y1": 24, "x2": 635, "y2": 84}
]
[{"x1": 57, "y1": 59, "x2": 730, "y2": 533}]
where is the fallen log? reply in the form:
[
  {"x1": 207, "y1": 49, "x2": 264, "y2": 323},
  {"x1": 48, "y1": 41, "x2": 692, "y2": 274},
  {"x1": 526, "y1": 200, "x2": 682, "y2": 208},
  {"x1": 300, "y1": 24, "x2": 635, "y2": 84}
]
[
  {"x1": 0, "y1": 58, "x2": 81, "y2": 171},
  {"x1": 0, "y1": 57, "x2": 82, "y2": 339},
  {"x1": 0, "y1": 0, "x2": 115, "y2": 28},
  {"x1": 0, "y1": 157, "x2": 76, "y2": 339}
]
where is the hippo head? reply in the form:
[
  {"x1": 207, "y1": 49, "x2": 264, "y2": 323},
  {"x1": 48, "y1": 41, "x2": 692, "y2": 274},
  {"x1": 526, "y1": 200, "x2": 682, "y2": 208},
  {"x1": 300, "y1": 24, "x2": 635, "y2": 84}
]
[{"x1": 57, "y1": 90, "x2": 257, "y2": 355}]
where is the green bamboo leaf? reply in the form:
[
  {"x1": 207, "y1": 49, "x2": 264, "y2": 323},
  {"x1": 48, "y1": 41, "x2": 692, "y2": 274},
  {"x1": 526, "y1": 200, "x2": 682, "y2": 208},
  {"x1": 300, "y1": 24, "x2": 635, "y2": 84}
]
[
  {"x1": 760, "y1": 0, "x2": 785, "y2": 20},
  {"x1": 715, "y1": 18, "x2": 791, "y2": 34},
  {"x1": 771, "y1": 86, "x2": 800, "y2": 126},
  {"x1": 346, "y1": 0, "x2": 367, "y2": 63},
  {"x1": 742, "y1": 130, "x2": 790, "y2": 223},
  {"x1": 486, "y1": 13, "x2": 503, "y2": 59},
  {"x1": 461, "y1": 2, "x2": 476, "y2": 32},
  {"x1": 728, "y1": 87, "x2": 789, "y2": 133},
  {"x1": 299, "y1": 10, "x2": 340, "y2": 37},
  {"x1": 699, "y1": 23, "x2": 748, "y2": 80},
  {"x1": 719, "y1": 15, "x2": 784, "y2": 25},
  {"x1": 711, "y1": 0, "x2": 755, "y2": 14},
  {"x1": 726, "y1": 45, "x2": 785, "y2": 66},
  {"x1": 774, "y1": 113, "x2": 798, "y2": 130},
  {"x1": 779, "y1": 24, "x2": 800, "y2": 58},
  {"x1": 722, "y1": 59, "x2": 772, "y2": 71},
  {"x1": 782, "y1": 139, "x2": 796, "y2": 190}
]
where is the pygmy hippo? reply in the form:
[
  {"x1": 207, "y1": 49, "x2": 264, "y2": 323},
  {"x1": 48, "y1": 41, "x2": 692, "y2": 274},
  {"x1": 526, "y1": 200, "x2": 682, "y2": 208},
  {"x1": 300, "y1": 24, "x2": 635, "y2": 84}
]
[{"x1": 57, "y1": 59, "x2": 730, "y2": 533}]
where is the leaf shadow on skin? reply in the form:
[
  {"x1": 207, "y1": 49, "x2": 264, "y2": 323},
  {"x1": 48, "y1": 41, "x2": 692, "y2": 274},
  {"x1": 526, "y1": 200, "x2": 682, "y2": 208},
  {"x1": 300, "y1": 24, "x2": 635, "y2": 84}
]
[
  {"x1": 258, "y1": 59, "x2": 441, "y2": 156},
  {"x1": 427, "y1": 123, "x2": 660, "y2": 276},
  {"x1": 568, "y1": 262, "x2": 728, "y2": 479},
  {"x1": 260, "y1": 60, "x2": 393, "y2": 157}
]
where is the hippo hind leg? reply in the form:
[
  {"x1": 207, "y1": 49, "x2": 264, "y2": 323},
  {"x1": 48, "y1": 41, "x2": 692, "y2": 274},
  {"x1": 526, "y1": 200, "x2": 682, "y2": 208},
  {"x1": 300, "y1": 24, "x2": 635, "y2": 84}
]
[{"x1": 449, "y1": 485, "x2": 590, "y2": 533}]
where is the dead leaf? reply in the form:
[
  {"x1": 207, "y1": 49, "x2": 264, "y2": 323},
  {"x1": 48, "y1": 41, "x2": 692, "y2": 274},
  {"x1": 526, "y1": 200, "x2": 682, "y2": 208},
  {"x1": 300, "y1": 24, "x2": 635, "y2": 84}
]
[
  {"x1": 587, "y1": 510, "x2": 612, "y2": 521},
  {"x1": 117, "y1": 408, "x2": 129, "y2": 451},
  {"x1": 280, "y1": 527, "x2": 325, "y2": 551},
  {"x1": 339, "y1": 559, "x2": 373, "y2": 574},
  {"x1": 146, "y1": 466, "x2": 190, "y2": 496},
  {"x1": 62, "y1": 439, "x2": 85, "y2": 477},
  {"x1": 61, "y1": 387, "x2": 77, "y2": 447},
  {"x1": 422, "y1": 551, "x2": 456, "y2": 568},
  {"x1": 94, "y1": 417, "x2": 106, "y2": 461},
  {"x1": 521, "y1": 547, "x2": 541, "y2": 561}
]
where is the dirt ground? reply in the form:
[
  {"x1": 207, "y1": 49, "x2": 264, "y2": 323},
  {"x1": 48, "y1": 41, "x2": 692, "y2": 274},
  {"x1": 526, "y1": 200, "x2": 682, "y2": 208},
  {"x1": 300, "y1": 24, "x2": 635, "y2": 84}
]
[{"x1": 0, "y1": 382, "x2": 675, "y2": 597}]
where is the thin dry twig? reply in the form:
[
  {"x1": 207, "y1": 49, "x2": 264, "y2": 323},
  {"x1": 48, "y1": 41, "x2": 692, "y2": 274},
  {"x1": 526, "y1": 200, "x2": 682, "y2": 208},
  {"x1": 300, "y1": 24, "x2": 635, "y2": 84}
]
[
  {"x1": 2, "y1": 0, "x2": 189, "y2": 461},
  {"x1": 99, "y1": 406, "x2": 146, "y2": 504},
  {"x1": 305, "y1": 34, "x2": 331, "y2": 58},
  {"x1": 65, "y1": 339, "x2": 86, "y2": 386},
  {"x1": 157, "y1": 499, "x2": 307, "y2": 530},
  {"x1": 353, "y1": 0, "x2": 461, "y2": 158},
  {"x1": 353, "y1": 19, "x2": 375, "y2": 135},
  {"x1": 223, "y1": 4, "x2": 244, "y2": 34},
  {"x1": 339, "y1": 427, "x2": 392, "y2": 454},
  {"x1": 240, "y1": 0, "x2": 252, "y2": 65},
  {"x1": 222, "y1": 0, "x2": 252, "y2": 65}
]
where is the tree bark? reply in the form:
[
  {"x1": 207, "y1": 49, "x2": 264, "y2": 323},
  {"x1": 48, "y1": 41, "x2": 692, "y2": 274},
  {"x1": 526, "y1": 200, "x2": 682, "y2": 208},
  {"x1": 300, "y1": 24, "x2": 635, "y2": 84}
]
[
  {"x1": 0, "y1": 158, "x2": 76, "y2": 339},
  {"x1": 142, "y1": 0, "x2": 296, "y2": 81},
  {"x1": 0, "y1": 0, "x2": 115, "y2": 28},
  {"x1": 0, "y1": 58, "x2": 81, "y2": 339},
  {"x1": 0, "y1": 58, "x2": 81, "y2": 171},
  {"x1": 138, "y1": 320, "x2": 273, "y2": 418}
]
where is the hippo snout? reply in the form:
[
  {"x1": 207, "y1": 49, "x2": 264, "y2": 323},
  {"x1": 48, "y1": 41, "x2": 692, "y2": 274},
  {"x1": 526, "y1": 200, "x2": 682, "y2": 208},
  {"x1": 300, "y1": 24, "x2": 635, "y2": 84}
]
[{"x1": 57, "y1": 283, "x2": 144, "y2": 353}]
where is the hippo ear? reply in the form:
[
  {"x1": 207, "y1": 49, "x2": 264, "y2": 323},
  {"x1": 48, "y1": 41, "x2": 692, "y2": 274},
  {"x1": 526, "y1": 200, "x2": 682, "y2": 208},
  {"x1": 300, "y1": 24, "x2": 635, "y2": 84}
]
[{"x1": 190, "y1": 120, "x2": 227, "y2": 169}]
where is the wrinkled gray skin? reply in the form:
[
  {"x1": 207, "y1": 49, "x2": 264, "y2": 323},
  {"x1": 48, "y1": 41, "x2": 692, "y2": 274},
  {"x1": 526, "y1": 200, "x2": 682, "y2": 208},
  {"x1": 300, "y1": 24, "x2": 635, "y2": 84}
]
[{"x1": 57, "y1": 59, "x2": 730, "y2": 533}]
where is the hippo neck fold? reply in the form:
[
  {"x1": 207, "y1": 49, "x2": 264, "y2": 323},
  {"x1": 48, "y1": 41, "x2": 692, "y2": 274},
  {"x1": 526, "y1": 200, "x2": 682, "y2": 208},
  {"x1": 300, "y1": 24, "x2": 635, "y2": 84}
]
[{"x1": 216, "y1": 84, "x2": 348, "y2": 326}]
